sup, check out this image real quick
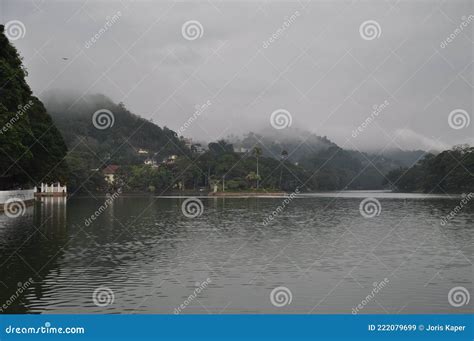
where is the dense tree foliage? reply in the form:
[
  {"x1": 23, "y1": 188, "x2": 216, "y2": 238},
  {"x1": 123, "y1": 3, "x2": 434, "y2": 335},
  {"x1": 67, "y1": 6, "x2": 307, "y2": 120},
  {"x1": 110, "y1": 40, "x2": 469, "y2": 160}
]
[
  {"x1": 115, "y1": 165, "x2": 173, "y2": 193},
  {"x1": 185, "y1": 143, "x2": 310, "y2": 192},
  {"x1": 170, "y1": 141, "x2": 411, "y2": 192},
  {"x1": 0, "y1": 26, "x2": 68, "y2": 189},
  {"x1": 230, "y1": 131, "x2": 427, "y2": 191},
  {"x1": 297, "y1": 146, "x2": 401, "y2": 190},
  {"x1": 385, "y1": 145, "x2": 474, "y2": 193},
  {"x1": 110, "y1": 141, "x2": 312, "y2": 193}
]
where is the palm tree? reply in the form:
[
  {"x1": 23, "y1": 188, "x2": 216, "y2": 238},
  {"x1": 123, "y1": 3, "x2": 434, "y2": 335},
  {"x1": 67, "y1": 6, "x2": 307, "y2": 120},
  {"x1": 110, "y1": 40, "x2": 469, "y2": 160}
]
[
  {"x1": 253, "y1": 147, "x2": 262, "y2": 189},
  {"x1": 245, "y1": 171, "x2": 259, "y2": 188}
]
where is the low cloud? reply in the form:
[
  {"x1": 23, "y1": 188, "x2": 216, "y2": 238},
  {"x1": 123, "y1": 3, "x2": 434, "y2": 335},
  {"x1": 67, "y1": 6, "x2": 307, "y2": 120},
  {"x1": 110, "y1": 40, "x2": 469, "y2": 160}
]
[{"x1": 394, "y1": 129, "x2": 449, "y2": 152}]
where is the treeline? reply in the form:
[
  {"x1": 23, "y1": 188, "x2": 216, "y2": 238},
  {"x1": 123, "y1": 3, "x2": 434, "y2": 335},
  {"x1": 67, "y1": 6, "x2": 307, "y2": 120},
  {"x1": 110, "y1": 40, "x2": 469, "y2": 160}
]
[
  {"x1": 175, "y1": 140, "x2": 306, "y2": 191},
  {"x1": 230, "y1": 131, "x2": 421, "y2": 191},
  {"x1": 385, "y1": 145, "x2": 474, "y2": 193},
  {"x1": 110, "y1": 140, "x2": 310, "y2": 193},
  {"x1": 110, "y1": 141, "x2": 410, "y2": 194}
]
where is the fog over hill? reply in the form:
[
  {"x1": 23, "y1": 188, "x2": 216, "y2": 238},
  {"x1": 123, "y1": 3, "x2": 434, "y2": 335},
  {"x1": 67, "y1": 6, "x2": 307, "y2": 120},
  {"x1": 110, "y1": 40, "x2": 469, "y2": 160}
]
[
  {"x1": 5, "y1": 0, "x2": 471, "y2": 153},
  {"x1": 42, "y1": 89, "x2": 430, "y2": 171}
]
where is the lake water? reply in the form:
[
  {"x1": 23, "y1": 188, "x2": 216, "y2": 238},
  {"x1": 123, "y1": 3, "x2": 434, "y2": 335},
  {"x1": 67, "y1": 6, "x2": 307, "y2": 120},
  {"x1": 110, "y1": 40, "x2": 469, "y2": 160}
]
[{"x1": 0, "y1": 192, "x2": 472, "y2": 314}]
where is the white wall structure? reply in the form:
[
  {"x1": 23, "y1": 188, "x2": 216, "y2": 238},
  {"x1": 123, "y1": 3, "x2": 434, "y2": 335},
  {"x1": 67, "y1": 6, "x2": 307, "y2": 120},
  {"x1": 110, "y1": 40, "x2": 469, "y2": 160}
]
[
  {"x1": 35, "y1": 183, "x2": 67, "y2": 195},
  {"x1": 0, "y1": 189, "x2": 35, "y2": 204}
]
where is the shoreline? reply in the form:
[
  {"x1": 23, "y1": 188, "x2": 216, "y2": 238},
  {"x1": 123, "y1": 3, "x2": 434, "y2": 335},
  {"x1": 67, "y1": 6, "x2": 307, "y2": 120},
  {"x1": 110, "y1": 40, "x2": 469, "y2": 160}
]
[
  {"x1": 208, "y1": 191, "x2": 286, "y2": 197},
  {"x1": 66, "y1": 190, "x2": 468, "y2": 199}
]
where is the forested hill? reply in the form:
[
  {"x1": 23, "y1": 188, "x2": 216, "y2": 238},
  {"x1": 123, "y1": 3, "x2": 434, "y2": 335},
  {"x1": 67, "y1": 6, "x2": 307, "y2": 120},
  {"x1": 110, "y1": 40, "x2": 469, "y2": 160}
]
[
  {"x1": 43, "y1": 92, "x2": 188, "y2": 165},
  {"x1": 385, "y1": 145, "x2": 474, "y2": 193},
  {"x1": 227, "y1": 130, "x2": 429, "y2": 191},
  {"x1": 0, "y1": 25, "x2": 68, "y2": 189},
  {"x1": 41, "y1": 92, "x2": 188, "y2": 191}
]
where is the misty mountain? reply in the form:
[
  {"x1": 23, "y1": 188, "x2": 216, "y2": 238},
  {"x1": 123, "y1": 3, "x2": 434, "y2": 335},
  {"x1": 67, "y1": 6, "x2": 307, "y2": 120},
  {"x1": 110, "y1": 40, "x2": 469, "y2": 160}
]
[
  {"x1": 41, "y1": 91, "x2": 190, "y2": 192},
  {"x1": 223, "y1": 129, "x2": 435, "y2": 190},
  {"x1": 43, "y1": 92, "x2": 187, "y2": 166},
  {"x1": 228, "y1": 129, "x2": 427, "y2": 168}
]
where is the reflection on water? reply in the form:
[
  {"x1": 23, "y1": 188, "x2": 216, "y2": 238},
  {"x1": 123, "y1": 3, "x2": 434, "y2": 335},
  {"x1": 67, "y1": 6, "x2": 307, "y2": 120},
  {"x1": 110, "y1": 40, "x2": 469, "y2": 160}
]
[
  {"x1": 0, "y1": 194, "x2": 472, "y2": 314},
  {"x1": 0, "y1": 197, "x2": 66, "y2": 313}
]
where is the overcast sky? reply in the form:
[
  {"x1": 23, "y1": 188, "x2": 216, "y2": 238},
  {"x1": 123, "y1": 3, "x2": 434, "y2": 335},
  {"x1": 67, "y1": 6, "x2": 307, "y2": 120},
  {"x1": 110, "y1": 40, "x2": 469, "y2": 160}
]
[{"x1": 2, "y1": 0, "x2": 473, "y2": 152}]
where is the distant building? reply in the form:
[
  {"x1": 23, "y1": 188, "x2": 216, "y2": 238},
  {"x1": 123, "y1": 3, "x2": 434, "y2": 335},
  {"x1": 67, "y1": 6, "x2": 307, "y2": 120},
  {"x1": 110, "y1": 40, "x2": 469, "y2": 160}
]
[
  {"x1": 234, "y1": 147, "x2": 249, "y2": 154},
  {"x1": 192, "y1": 143, "x2": 205, "y2": 154},
  {"x1": 103, "y1": 165, "x2": 120, "y2": 184},
  {"x1": 164, "y1": 155, "x2": 178, "y2": 165},
  {"x1": 183, "y1": 138, "x2": 193, "y2": 149},
  {"x1": 144, "y1": 158, "x2": 159, "y2": 168}
]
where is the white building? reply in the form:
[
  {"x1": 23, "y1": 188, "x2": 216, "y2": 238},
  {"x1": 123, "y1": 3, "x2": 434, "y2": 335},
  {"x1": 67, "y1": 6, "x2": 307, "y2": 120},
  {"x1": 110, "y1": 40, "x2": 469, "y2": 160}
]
[
  {"x1": 35, "y1": 183, "x2": 67, "y2": 197},
  {"x1": 144, "y1": 158, "x2": 159, "y2": 168},
  {"x1": 137, "y1": 148, "x2": 149, "y2": 155},
  {"x1": 192, "y1": 143, "x2": 205, "y2": 154}
]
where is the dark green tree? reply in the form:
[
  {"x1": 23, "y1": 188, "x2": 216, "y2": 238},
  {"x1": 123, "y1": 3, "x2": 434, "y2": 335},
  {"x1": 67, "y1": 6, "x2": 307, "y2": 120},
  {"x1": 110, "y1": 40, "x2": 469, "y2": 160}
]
[{"x1": 0, "y1": 25, "x2": 69, "y2": 189}]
